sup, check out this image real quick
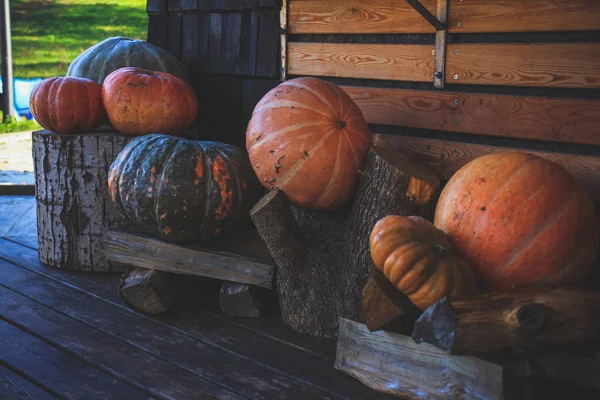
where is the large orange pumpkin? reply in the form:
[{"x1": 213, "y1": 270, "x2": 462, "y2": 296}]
[
  {"x1": 434, "y1": 152, "x2": 598, "y2": 291},
  {"x1": 29, "y1": 77, "x2": 104, "y2": 134},
  {"x1": 369, "y1": 215, "x2": 477, "y2": 310},
  {"x1": 246, "y1": 77, "x2": 372, "y2": 211},
  {"x1": 102, "y1": 67, "x2": 198, "y2": 136}
]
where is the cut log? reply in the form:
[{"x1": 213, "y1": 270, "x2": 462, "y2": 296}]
[
  {"x1": 412, "y1": 287, "x2": 600, "y2": 355},
  {"x1": 219, "y1": 282, "x2": 264, "y2": 318},
  {"x1": 361, "y1": 269, "x2": 421, "y2": 333},
  {"x1": 334, "y1": 318, "x2": 531, "y2": 400},
  {"x1": 251, "y1": 147, "x2": 440, "y2": 338},
  {"x1": 32, "y1": 128, "x2": 132, "y2": 272},
  {"x1": 102, "y1": 229, "x2": 275, "y2": 289},
  {"x1": 119, "y1": 268, "x2": 178, "y2": 315}
]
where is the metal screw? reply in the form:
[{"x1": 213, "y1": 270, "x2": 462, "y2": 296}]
[
  {"x1": 431, "y1": 49, "x2": 436, "y2": 55},
  {"x1": 457, "y1": 21, "x2": 462, "y2": 27},
  {"x1": 454, "y1": 100, "x2": 459, "y2": 105},
  {"x1": 453, "y1": 74, "x2": 459, "y2": 80},
  {"x1": 454, "y1": 50, "x2": 459, "y2": 55}
]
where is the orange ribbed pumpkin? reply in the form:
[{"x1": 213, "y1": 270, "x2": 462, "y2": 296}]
[
  {"x1": 245, "y1": 77, "x2": 372, "y2": 211},
  {"x1": 29, "y1": 76, "x2": 104, "y2": 134},
  {"x1": 369, "y1": 215, "x2": 477, "y2": 310},
  {"x1": 434, "y1": 152, "x2": 599, "y2": 291},
  {"x1": 102, "y1": 67, "x2": 198, "y2": 136}
]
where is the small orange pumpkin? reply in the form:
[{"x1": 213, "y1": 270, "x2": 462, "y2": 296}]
[
  {"x1": 29, "y1": 76, "x2": 104, "y2": 134},
  {"x1": 369, "y1": 215, "x2": 477, "y2": 310}
]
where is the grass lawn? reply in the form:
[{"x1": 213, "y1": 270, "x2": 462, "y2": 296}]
[{"x1": 11, "y1": 0, "x2": 148, "y2": 79}]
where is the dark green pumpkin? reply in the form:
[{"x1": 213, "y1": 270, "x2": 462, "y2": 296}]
[
  {"x1": 108, "y1": 134, "x2": 262, "y2": 243},
  {"x1": 67, "y1": 37, "x2": 191, "y2": 84}
]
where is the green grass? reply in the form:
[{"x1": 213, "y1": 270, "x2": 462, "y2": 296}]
[
  {"x1": 0, "y1": 114, "x2": 40, "y2": 133},
  {"x1": 11, "y1": 0, "x2": 148, "y2": 79}
]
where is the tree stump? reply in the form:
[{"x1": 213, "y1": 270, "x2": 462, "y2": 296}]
[
  {"x1": 251, "y1": 146, "x2": 440, "y2": 338},
  {"x1": 32, "y1": 128, "x2": 132, "y2": 272}
]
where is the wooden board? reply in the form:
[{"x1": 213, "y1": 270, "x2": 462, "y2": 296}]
[
  {"x1": 0, "y1": 319, "x2": 149, "y2": 399},
  {"x1": 343, "y1": 86, "x2": 600, "y2": 145},
  {"x1": 334, "y1": 319, "x2": 506, "y2": 400},
  {"x1": 448, "y1": 0, "x2": 600, "y2": 33},
  {"x1": 373, "y1": 133, "x2": 600, "y2": 202},
  {"x1": 0, "y1": 364, "x2": 58, "y2": 400},
  {"x1": 446, "y1": 43, "x2": 600, "y2": 88},
  {"x1": 287, "y1": 0, "x2": 437, "y2": 34},
  {"x1": 0, "y1": 237, "x2": 394, "y2": 400},
  {"x1": 102, "y1": 229, "x2": 275, "y2": 289},
  {"x1": 287, "y1": 42, "x2": 434, "y2": 82},
  {"x1": 0, "y1": 258, "x2": 352, "y2": 400}
]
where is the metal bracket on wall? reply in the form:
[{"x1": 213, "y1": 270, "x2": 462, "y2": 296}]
[
  {"x1": 404, "y1": 0, "x2": 448, "y2": 88},
  {"x1": 404, "y1": 0, "x2": 446, "y2": 31},
  {"x1": 242, "y1": 0, "x2": 287, "y2": 35},
  {"x1": 433, "y1": 0, "x2": 448, "y2": 89}
]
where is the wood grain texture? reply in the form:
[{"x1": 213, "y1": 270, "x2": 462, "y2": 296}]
[
  {"x1": 446, "y1": 43, "x2": 600, "y2": 88},
  {"x1": 287, "y1": 42, "x2": 434, "y2": 82},
  {"x1": 0, "y1": 237, "x2": 395, "y2": 400},
  {"x1": 102, "y1": 229, "x2": 275, "y2": 289},
  {"x1": 412, "y1": 287, "x2": 600, "y2": 355},
  {"x1": 334, "y1": 318, "x2": 507, "y2": 400},
  {"x1": 287, "y1": 0, "x2": 436, "y2": 33},
  {"x1": 0, "y1": 319, "x2": 149, "y2": 399},
  {"x1": 0, "y1": 284, "x2": 245, "y2": 400},
  {"x1": 343, "y1": 86, "x2": 600, "y2": 145},
  {"x1": 0, "y1": 364, "x2": 58, "y2": 400},
  {"x1": 119, "y1": 268, "x2": 178, "y2": 315},
  {"x1": 448, "y1": 0, "x2": 600, "y2": 33},
  {"x1": 0, "y1": 258, "x2": 350, "y2": 400},
  {"x1": 373, "y1": 133, "x2": 600, "y2": 202},
  {"x1": 32, "y1": 129, "x2": 133, "y2": 272}
]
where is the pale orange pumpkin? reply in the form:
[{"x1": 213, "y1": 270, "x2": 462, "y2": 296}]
[
  {"x1": 369, "y1": 215, "x2": 477, "y2": 310},
  {"x1": 434, "y1": 152, "x2": 598, "y2": 291},
  {"x1": 102, "y1": 67, "x2": 198, "y2": 136},
  {"x1": 246, "y1": 77, "x2": 372, "y2": 211}
]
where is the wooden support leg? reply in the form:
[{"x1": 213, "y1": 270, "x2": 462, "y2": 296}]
[{"x1": 119, "y1": 268, "x2": 178, "y2": 315}]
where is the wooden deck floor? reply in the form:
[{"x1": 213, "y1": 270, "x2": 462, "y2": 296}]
[{"x1": 0, "y1": 195, "x2": 395, "y2": 400}]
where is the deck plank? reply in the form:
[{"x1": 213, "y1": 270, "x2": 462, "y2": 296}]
[
  {"x1": 0, "y1": 237, "x2": 391, "y2": 399},
  {"x1": 0, "y1": 319, "x2": 148, "y2": 400},
  {"x1": 0, "y1": 284, "x2": 245, "y2": 400},
  {"x1": 0, "y1": 196, "x2": 35, "y2": 237},
  {"x1": 0, "y1": 364, "x2": 59, "y2": 400}
]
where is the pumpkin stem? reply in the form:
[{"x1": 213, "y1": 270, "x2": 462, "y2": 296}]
[
  {"x1": 337, "y1": 121, "x2": 346, "y2": 129},
  {"x1": 432, "y1": 243, "x2": 447, "y2": 256}
]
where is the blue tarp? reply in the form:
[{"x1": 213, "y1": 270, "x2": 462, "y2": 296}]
[{"x1": 0, "y1": 77, "x2": 42, "y2": 120}]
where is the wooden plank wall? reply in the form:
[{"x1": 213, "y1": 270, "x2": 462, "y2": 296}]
[
  {"x1": 284, "y1": 0, "x2": 600, "y2": 202},
  {"x1": 147, "y1": 0, "x2": 282, "y2": 147}
]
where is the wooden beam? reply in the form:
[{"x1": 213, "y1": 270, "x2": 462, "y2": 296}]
[
  {"x1": 446, "y1": 43, "x2": 600, "y2": 88},
  {"x1": 287, "y1": 42, "x2": 434, "y2": 81},
  {"x1": 433, "y1": 0, "x2": 448, "y2": 88},
  {"x1": 448, "y1": 0, "x2": 600, "y2": 33},
  {"x1": 343, "y1": 86, "x2": 600, "y2": 146},
  {"x1": 280, "y1": 0, "x2": 288, "y2": 81},
  {"x1": 412, "y1": 287, "x2": 600, "y2": 355},
  {"x1": 334, "y1": 318, "x2": 521, "y2": 400},
  {"x1": 287, "y1": 0, "x2": 436, "y2": 34},
  {"x1": 102, "y1": 229, "x2": 275, "y2": 289},
  {"x1": 373, "y1": 133, "x2": 600, "y2": 202}
]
